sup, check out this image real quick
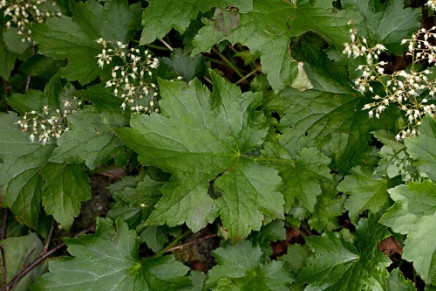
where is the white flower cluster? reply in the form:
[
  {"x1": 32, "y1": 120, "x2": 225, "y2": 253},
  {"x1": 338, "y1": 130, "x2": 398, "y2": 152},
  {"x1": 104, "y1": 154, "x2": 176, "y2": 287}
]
[
  {"x1": 427, "y1": 0, "x2": 436, "y2": 11},
  {"x1": 96, "y1": 38, "x2": 160, "y2": 114},
  {"x1": 343, "y1": 24, "x2": 436, "y2": 140},
  {"x1": 15, "y1": 97, "x2": 81, "y2": 144},
  {"x1": 0, "y1": 0, "x2": 61, "y2": 43}
]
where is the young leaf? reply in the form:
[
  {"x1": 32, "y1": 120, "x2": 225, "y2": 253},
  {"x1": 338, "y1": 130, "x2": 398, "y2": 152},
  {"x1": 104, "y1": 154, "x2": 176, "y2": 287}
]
[
  {"x1": 380, "y1": 180, "x2": 436, "y2": 285},
  {"x1": 140, "y1": 0, "x2": 253, "y2": 44},
  {"x1": 309, "y1": 179, "x2": 345, "y2": 232},
  {"x1": 374, "y1": 130, "x2": 417, "y2": 181},
  {"x1": 280, "y1": 147, "x2": 332, "y2": 212},
  {"x1": 33, "y1": 218, "x2": 191, "y2": 290},
  {"x1": 248, "y1": 219, "x2": 286, "y2": 258},
  {"x1": 107, "y1": 172, "x2": 163, "y2": 228},
  {"x1": 32, "y1": 0, "x2": 141, "y2": 84},
  {"x1": 404, "y1": 116, "x2": 436, "y2": 181},
  {"x1": 299, "y1": 215, "x2": 391, "y2": 290},
  {"x1": 206, "y1": 240, "x2": 294, "y2": 290},
  {"x1": 193, "y1": 0, "x2": 360, "y2": 91},
  {"x1": 338, "y1": 166, "x2": 389, "y2": 222},
  {"x1": 117, "y1": 72, "x2": 284, "y2": 241},
  {"x1": 40, "y1": 163, "x2": 91, "y2": 230}
]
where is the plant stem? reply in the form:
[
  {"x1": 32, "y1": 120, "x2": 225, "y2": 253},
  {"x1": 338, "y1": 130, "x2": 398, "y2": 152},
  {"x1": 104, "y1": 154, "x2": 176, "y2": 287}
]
[
  {"x1": 145, "y1": 43, "x2": 171, "y2": 51},
  {"x1": 212, "y1": 47, "x2": 244, "y2": 78},
  {"x1": 164, "y1": 234, "x2": 217, "y2": 253},
  {"x1": 25, "y1": 44, "x2": 36, "y2": 92},
  {"x1": 6, "y1": 242, "x2": 64, "y2": 290},
  {"x1": 0, "y1": 210, "x2": 8, "y2": 240},
  {"x1": 43, "y1": 220, "x2": 55, "y2": 252},
  {"x1": 236, "y1": 67, "x2": 261, "y2": 85},
  {"x1": 154, "y1": 230, "x2": 191, "y2": 258},
  {"x1": 0, "y1": 247, "x2": 6, "y2": 291},
  {"x1": 203, "y1": 56, "x2": 228, "y2": 66},
  {"x1": 0, "y1": 210, "x2": 8, "y2": 291},
  {"x1": 159, "y1": 39, "x2": 174, "y2": 52}
]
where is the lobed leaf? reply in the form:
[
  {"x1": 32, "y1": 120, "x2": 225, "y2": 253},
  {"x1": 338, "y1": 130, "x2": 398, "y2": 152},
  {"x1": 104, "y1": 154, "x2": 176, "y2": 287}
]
[
  {"x1": 206, "y1": 240, "x2": 294, "y2": 290},
  {"x1": 299, "y1": 215, "x2": 391, "y2": 290},
  {"x1": 404, "y1": 116, "x2": 436, "y2": 181},
  {"x1": 117, "y1": 72, "x2": 285, "y2": 241},
  {"x1": 33, "y1": 218, "x2": 191, "y2": 290},
  {"x1": 380, "y1": 180, "x2": 436, "y2": 285}
]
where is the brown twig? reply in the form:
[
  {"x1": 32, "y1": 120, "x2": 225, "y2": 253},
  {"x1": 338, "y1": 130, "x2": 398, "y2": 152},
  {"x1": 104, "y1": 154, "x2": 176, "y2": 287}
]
[
  {"x1": 2, "y1": 79, "x2": 10, "y2": 113},
  {"x1": 24, "y1": 44, "x2": 36, "y2": 92},
  {"x1": 6, "y1": 225, "x2": 95, "y2": 290},
  {"x1": 0, "y1": 246, "x2": 6, "y2": 291},
  {"x1": 21, "y1": 249, "x2": 36, "y2": 269},
  {"x1": 43, "y1": 220, "x2": 55, "y2": 253},
  {"x1": 0, "y1": 209, "x2": 8, "y2": 240},
  {"x1": 164, "y1": 234, "x2": 217, "y2": 254}
]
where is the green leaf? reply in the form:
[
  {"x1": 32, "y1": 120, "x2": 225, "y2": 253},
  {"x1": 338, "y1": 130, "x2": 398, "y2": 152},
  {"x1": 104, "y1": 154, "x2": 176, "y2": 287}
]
[
  {"x1": 139, "y1": 226, "x2": 170, "y2": 253},
  {"x1": 140, "y1": 0, "x2": 253, "y2": 44},
  {"x1": 387, "y1": 268, "x2": 416, "y2": 291},
  {"x1": 32, "y1": 0, "x2": 141, "y2": 84},
  {"x1": 342, "y1": 0, "x2": 421, "y2": 55},
  {"x1": 279, "y1": 88, "x2": 395, "y2": 171},
  {"x1": 404, "y1": 116, "x2": 436, "y2": 181},
  {"x1": 193, "y1": 0, "x2": 360, "y2": 91},
  {"x1": 206, "y1": 240, "x2": 294, "y2": 290},
  {"x1": 49, "y1": 107, "x2": 128, "y2": 170},
  {"x1": 338, "y1": 166, "x2": 389, "y2": 222},
  {"x1": 279, "y1": 244, "x2": 309, "y2": 273},
  {"x1": 299, "y1": 215, "x2": 391, "y2": 290},
  {"x1": 380, "y1": 180, "x2": 436, "y2": 285},
  {"x1": 74, "y1": 85, "x2": 124, "y2": 113},
  {"x1": 262, "y1": 141, "x2": 335, "y2": 219},
  {"x1": 162, "y1": 49, "x2": 206, "y2": 81},
  {"x1": 0, "y1": 113, "x2": 55, "y2": 229},
  {"x1": 117, "y1": 72, "x2": 285, "y2": 241},
  {"x1": 7, "y1": 90, "x2": 48, "y2": 115},
  {"x1": 0, "y1": 233, "x2": 46, "y2": 291},
  {"x1": 33, "y1": 218, "x2": 191, "y2": 290},
  {"x1": 40, "y1": 163, "x2": 91, "y2": 230},
  {"x1": 20, "y1": 55, "x2": 66, "y2": 80},
  {"x1": 3, "y1": 28, "x2": 31, "y2": 54},
  {"x1": 0, "y1": 33, "x2": 16, "y2": 80}
]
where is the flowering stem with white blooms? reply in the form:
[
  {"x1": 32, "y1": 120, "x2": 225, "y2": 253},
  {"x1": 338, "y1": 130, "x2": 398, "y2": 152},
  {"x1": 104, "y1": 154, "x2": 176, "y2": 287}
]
[
  {"x1": 96, "y1": 38, "x2": 160, "y2": 114},
  {"x1": 15, "y1": 97, "x2": 82, "y2": 144},
  {"x1": 0, "y1": 0, "x2": 61, "y2": 43},
  {"x1": 343, "y1": 24, "x2": 436, "y2": 140}
]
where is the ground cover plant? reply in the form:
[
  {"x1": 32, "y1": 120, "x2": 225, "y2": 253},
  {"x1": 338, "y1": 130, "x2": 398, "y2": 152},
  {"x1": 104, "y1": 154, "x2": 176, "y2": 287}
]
[{"x1": 0, "y1": 0, "x2": 435, "y2": 290}]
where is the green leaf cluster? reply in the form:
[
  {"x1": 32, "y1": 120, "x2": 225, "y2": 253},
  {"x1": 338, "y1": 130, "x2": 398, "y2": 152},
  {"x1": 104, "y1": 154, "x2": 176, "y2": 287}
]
[{"x1": 0, "y1": 0, "x2": 434, "y2": 289}]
